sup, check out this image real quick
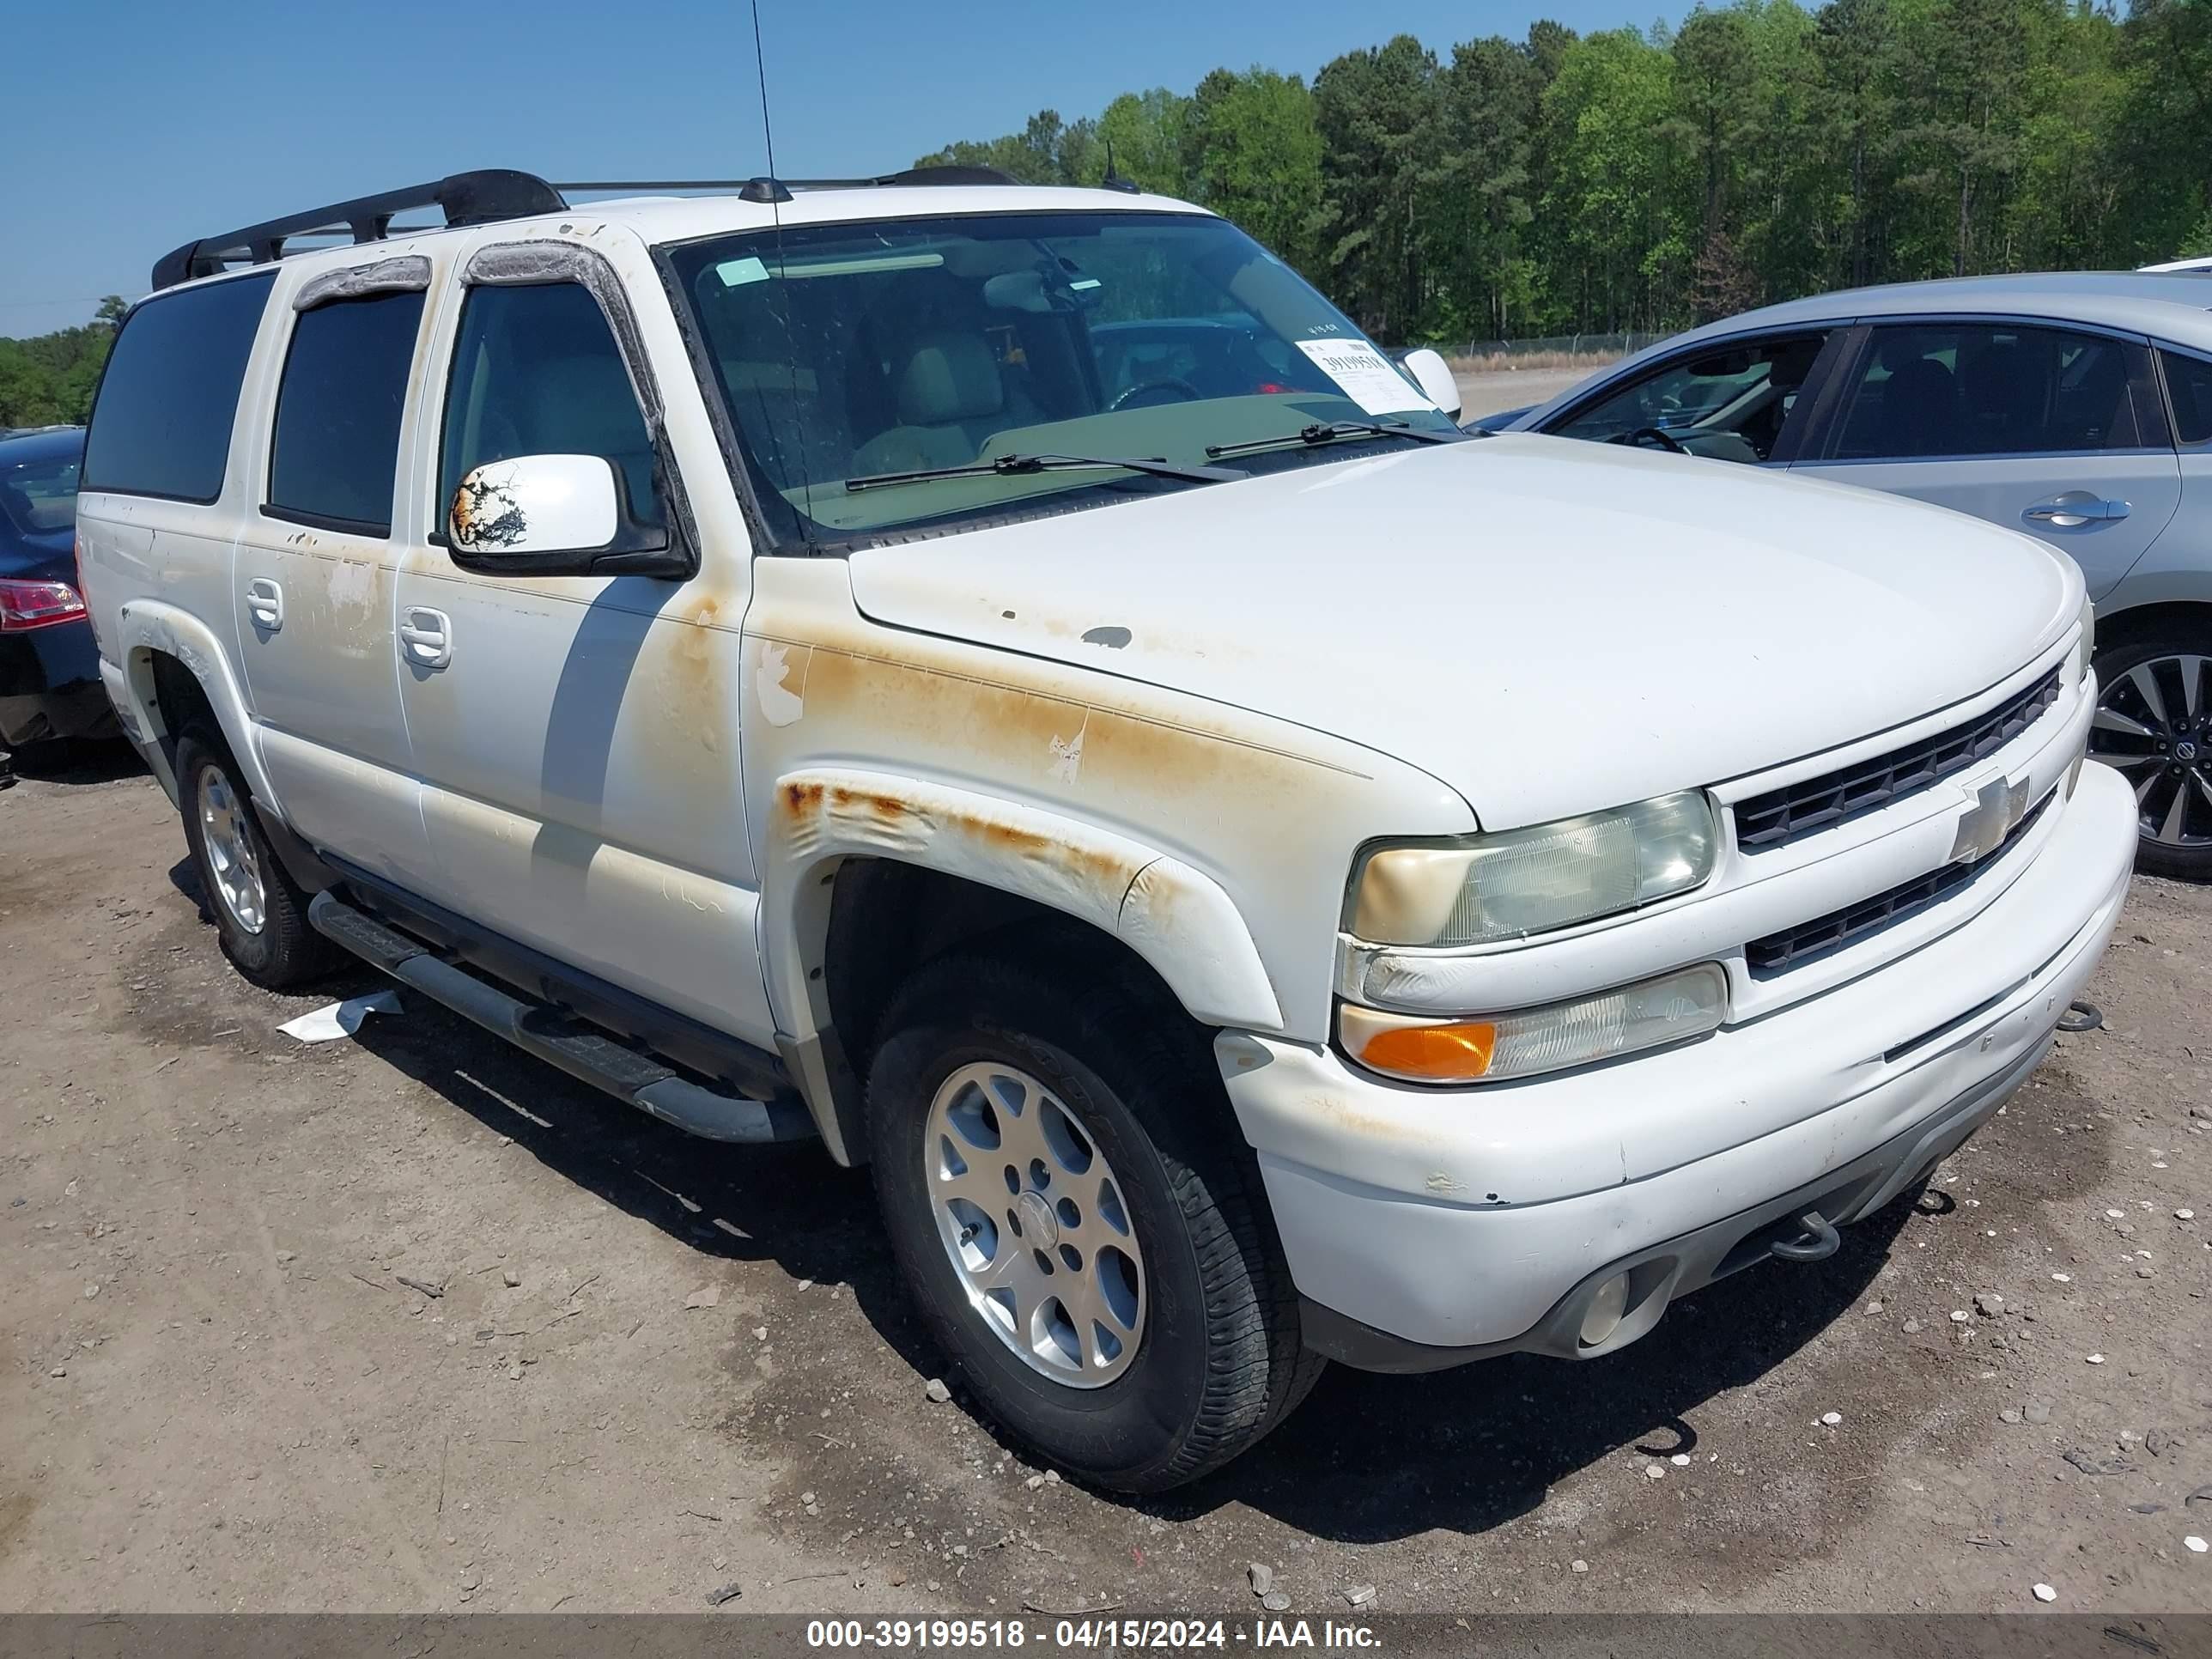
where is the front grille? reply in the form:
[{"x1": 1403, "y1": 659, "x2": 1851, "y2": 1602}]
[
  {"x1": 1745, "y1": 793, "x2": 2051, "y2": 976},
  {"x1": 1735, "y1": 668, "x2": 2063, "y2": 853}
]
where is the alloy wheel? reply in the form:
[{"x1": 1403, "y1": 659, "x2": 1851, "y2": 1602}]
[
  {"x1": 922, "y1": 1061, "x2": 1146, "y2": 1389},
  {"x1": 195, "y1": 763, "x2": 268, "y2": 935},
  {"x1": 2088, "y1": 654, "x2": 2212, "y2": 849}
]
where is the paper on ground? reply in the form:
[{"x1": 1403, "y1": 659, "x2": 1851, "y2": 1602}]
[
  {"x1": 278, "y1": 989, "x2": 402, "y2": 1043},
  {"x1": 1294, "y1": 337, "x2": 1435, "y2": 416}
]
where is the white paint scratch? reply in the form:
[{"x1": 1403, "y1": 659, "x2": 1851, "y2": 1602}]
[
  {"x1": 1048, "y1": 715, "x2": 1088, "y2": 784},
  {"x1": 756, "y1": 642, "x2": 805, "y2": 727}
]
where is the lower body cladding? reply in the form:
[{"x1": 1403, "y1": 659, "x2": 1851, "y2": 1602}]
[
  {"x1": 1, "y1": 619, "x2": 118, "y2": 749},
  {"x1": 1218, "y1": 761, "x2": 2139, "y2": 1371}
]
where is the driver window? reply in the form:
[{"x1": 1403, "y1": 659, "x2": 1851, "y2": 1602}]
[
  {"x1": 1557, "y1": 332, "x2": 1829, "y2": 463},
  {"x1": 437, "y1": 280, "x2": 664, "y2": 537}
]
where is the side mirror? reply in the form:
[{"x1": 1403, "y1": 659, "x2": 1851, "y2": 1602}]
[
  {"x1": 1401, "y1": 348, "x2": 1462, "y2": 422},
  {"x1": 448, "y1": 455, "x2": 619, "y2": 566}
]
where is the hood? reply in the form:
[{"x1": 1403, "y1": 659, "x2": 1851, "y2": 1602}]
[{"x1": 847, "y1": 435, "x2": 2077, "y2": 830}]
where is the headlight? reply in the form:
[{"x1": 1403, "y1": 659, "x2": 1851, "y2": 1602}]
[
  {"x1": 1348, "y1": 791, "x2": 1717, "y2": 947},
  {"x1": 1340, "y1": 963, "x2": 1728, "y2": 1085},
  {"x1": 2071, "y1": 593, "x2": 2095, "y2": 684}
]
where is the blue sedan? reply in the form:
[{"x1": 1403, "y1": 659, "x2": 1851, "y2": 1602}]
[{"x1": 2, "y1": 427, "x2": 113, "y2": 775}]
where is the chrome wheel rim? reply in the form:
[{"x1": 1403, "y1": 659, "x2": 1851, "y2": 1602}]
[
  {"x1": 922, "y1": 1061, "x2": 1146, "y2": 1389},
  {"x1": 2089, "y1": 654, "x2": 2212, "y2": 848},
  {"x1": 195, "y1": 763, "x2": 266, "y2": 934}
]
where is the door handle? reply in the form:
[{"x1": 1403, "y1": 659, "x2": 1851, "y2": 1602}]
[
  {"x1": 398, "y1": 607, "x2": 453, "y2": 670},
  {"x1": 245, "y1": 578, "x2": 283, "y2": 632},
  {"x1": 2024, "y1": 493, "x2": 2130, "y2": 527}
]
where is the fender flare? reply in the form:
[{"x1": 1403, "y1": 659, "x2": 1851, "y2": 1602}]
[
  {"x1": 765, "y1": 768, "x2": 1285, "y2": 1043},
  {"x1": 111, "y1": 599, "x2": 278, "y2": 812}
]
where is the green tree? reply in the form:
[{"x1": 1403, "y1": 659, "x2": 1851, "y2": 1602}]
[
  {"x1": 908, "y1": 0, "x2": 2212, "y2": 341},
  {"x1": 915, "y1": 110, "x2": 1061, "y2": 184},
  {"x1": 1096, "y1": 89, "x2": 1191, "y2": 196},
  {"x1": 0, "y1": 317, "x2": 114, "y2": 428},
  {"x1": 2111, "y1": 0, "x2": 2212, "y2": 260},
  {"x1": 1540, "y1": 27, "x2": 1680, "y2": 331},
  {"x1": 1670, "y1": 6, "x2": 1759, "y2": 244},
  {"x1": 1183, "y1": 68, "x2": 1323, "y2": 270},
  {"x1": 1434, "y1": 30, "x2": 1556, "y2": 340},
  {"x1": 1312, "y1": 34, "x2": 1451, "y2": 338}
]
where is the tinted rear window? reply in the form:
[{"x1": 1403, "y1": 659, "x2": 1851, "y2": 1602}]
[
  {"x1": 1833, "y1": 324, "x2": 2148, "y2": 459},
  {"x1": 2164, "y1": 349, "x2": 2212, "y2": 447},
  {"x1": 268, "y1": 289, "x2": 425, "y2": 534},
  {"x1": 82, "y1": 271, "x2": 276, "y2": 502}
]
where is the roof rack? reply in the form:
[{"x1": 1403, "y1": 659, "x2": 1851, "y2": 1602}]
[
  {"x1": 150, "y1": 165, "x2": 1038, "y2": 290},
  {"x1": 151, "y1": 169, "x2": 566, "y2": 291},
  {"x1": 557, "y1": 166, "x2": 1024, "y2": 205}
]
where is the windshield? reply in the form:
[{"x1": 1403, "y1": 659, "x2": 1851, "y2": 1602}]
[
  {"x1": 664, "y1": 210, "x2": 1460, "y2": 545},
  {"x1": 0, "y1": 440, "x2": 83, "y2": 537}
]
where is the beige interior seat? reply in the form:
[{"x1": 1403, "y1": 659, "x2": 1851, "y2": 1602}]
[{"x1": 850, "y1": 332, "x2": 1041, "y2": 477}]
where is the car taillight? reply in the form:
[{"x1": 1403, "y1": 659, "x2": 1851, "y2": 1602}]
[{"x1": 0, "y1": 578, "x2": 88, "y2": 632}]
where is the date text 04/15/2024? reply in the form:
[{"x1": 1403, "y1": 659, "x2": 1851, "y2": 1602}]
[{"x1": 803, "y1": 1618, "x2": 1382, "y2": 1650}]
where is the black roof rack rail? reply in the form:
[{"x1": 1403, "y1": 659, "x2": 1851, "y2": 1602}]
[
  {"x1": 150, "y1": 169, "x2": 566, "y2": 291},
  {"x1": 556, "y1": 179, "x2": 769, "y2": 194},
  {"x1": 150, "y1": 165, "x2": 1041, "y2": 291},
  {"x1": 559, "y1": 167, "x2": 1024, "y2": 198}
]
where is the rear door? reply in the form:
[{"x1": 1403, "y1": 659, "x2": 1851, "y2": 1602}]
[
  {"x1": 2158, "y1": 344, "x2": 2212, "y2": 544},
  {"x1": 1790, "y1": 318, "x2": 2183, "y2": 602},
  {"x1": 230, "y1": 259, "x2": 434, "y2": 882}
]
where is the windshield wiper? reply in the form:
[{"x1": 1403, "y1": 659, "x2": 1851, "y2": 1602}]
[
  {"x1": 1204, "y1": 419, "x2": 1462, "y2": 460},
  {"x1": 845, "y1": 453, "x2": 1243, "y2": 494}
]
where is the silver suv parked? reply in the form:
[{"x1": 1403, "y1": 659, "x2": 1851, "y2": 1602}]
[{"x1": 1495, "y1": 272, "x2": 2212, "y2": 878}]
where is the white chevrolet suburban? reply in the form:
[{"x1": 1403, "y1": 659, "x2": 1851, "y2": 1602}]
[{"x1": 77, "y1": 167, "x2": 2136, "y2": 1493}]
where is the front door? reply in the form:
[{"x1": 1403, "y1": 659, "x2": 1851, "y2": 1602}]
[
  {"x1": 1540, "y1": 328, "x2": 1843, "y2": 466},
  {"x1": 392, "y1": 256, "x2": 774, "y2": 1045},
  {"x1": 232, "y1": 269, "x2": 432, "y2": 884},
  {"x1": 1791, "y1": 319, "x2": 2183, "y2": 603}
]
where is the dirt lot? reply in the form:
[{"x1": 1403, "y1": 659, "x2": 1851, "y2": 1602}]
[{"x1": 3, "y1": 750, "x2": 2209, "y2": 1617}]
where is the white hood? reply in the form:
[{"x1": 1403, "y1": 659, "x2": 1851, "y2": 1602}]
[{"x1": 846, "y1": 435, "x2": 2078, "y2": 830}]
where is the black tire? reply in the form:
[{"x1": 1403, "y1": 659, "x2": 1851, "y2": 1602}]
[
  {"x1": 174, "y1": 725, "x2": 338, "y2": 989},
  {"x1": 2089, "y1": 636, "x2": 2212, "y2": 881},
  {"x1": 866, "y1": 940, "x2": 1322, "y2": 1494}
]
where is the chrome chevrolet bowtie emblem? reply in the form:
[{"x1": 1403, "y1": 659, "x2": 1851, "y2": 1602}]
[{"x1": 1951, "y1": 775, "x2": 2031, "y2": 866}]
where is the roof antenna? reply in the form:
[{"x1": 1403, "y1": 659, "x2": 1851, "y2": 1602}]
[
  {"x1": 742, "y1": 0, "x2": 791, "y2": 205},
  {"x1": 1102, "y1": 141, "x2": 1139, "y2": 195},
  {"x1": 748, "y1": 0, "x2": 813, "y2": 532}
]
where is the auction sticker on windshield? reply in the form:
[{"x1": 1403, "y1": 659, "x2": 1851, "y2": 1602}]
[{"x1": 1294, "y1": 337, "x2": 1434, "y2": 416}]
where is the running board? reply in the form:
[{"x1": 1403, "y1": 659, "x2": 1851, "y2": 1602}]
[{"x1": 307, "y1": 890, "x2": 816, "y2": 1145}]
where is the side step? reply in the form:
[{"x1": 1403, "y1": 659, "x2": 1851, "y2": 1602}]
[{"x1": 307, "y1": 890, "x2": 816, "y2": 1145}]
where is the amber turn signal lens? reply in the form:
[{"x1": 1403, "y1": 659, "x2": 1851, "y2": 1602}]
[{"x1": 1354, "y1": 1018, "x2": 1498, "y2": 1081}]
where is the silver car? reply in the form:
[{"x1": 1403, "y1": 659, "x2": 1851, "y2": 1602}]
[{"x1": 1498, "y1": 272, "x2": 2212, "y2": 878}]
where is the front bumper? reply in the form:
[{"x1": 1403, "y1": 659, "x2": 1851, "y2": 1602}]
[
  {"x1": 0, "y1": 619, "x2": 118, "y2": 747},
  {"x1": 1218, "y1": 760, "x2": 2137, "y2": 1364}
]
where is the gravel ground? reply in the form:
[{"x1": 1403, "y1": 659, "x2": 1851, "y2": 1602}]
[{"x1": 3, "y1": 750, "x2": 2209, "y2": 1616}]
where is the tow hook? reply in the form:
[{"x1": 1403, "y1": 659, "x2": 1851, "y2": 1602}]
[{"x1": 1768, "y1": 1208, "x2": 1842, "y2": 1263}]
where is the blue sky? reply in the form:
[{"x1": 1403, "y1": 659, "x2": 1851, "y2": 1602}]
[{"x1": 5, "y1": 0, "x2": 1684, "y2": 338}]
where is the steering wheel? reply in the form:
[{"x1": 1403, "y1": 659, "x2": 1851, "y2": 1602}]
[
  {"x1": 1109, "y1": 376, "x2": 1204, "y2": 412},
  {"x1": 1607, "y1": 425, "x2": 1691, "y2": 454}
]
